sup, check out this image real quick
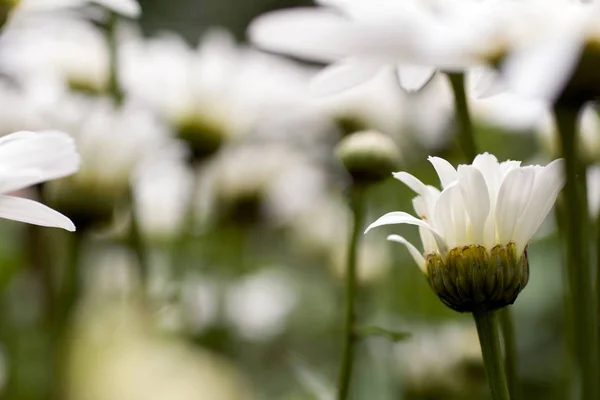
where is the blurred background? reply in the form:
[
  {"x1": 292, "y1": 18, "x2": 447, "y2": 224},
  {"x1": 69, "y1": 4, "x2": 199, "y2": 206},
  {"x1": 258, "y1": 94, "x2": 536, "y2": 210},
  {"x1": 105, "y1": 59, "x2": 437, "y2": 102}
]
[{"x1": 0, "y1": 0, "x2": 586, "y2": 399}]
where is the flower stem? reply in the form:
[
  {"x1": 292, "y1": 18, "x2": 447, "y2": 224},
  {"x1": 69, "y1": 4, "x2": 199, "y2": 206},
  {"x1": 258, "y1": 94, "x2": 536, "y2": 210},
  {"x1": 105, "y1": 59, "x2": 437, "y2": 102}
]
[
  {"x1": 336, "y1": 188, "x2": 365, "y2": 400},
  {"x1": 554, "y1": 104, "x2": 598, "y2": 400},
  {"x1": 107, "y1": 11, "x2": 124, "y2": 106},
  {"x1": 447, "y1": 71, "x2": 519, "y2": 397},
  {"x1": 499, "y1": 307, "x2": 521, "y2": 400},
  {"x1": 446, "y1": 72, "x2": 477, "y2": 162},
  {"x1": 473, "y1": 310, "x2": 511, "y2": 400},
  {"x1": 127, "y1": 186, "x2": 149, "y2": 285}
]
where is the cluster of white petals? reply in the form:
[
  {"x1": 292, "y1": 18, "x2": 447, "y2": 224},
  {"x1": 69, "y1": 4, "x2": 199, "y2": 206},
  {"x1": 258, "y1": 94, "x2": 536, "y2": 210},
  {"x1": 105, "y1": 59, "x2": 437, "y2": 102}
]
[
  {"x1": 365, "y1": 154, "x2": 565, "y2": 272},
  {"x1": 0, "y1": 130, "x2": 80, "y2": 231}
]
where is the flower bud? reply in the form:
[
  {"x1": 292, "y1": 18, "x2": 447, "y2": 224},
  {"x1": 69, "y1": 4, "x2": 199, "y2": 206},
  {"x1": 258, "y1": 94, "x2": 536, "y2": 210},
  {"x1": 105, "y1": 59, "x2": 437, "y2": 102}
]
[
  {"x1": 426, "y1": 243, "x2": 529, "y2": 313},
  {"x1": 335, "y1": 130, "x2": 400, "y2": 186}
]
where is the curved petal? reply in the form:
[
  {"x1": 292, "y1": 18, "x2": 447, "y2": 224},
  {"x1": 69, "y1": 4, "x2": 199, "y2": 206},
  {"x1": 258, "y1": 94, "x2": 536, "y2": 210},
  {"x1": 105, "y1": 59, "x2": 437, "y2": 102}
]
[
  {"x1": 387, "y1": 234, "x2": 426, "y2": 273},
  {"x1": 94, "y1": 0, "x2": 141, "y2": 17},
  {"x1": 471, "y1": 67, "x2": 507, "y2": 99},
  {"x1": 495, "y1": 167, "x2": 535, "y2": 245},
  {"x1": 310, "y1": 59, "x2": 381, "y2": 96},
  {"x1": 248, "y1": 8, "x2": 353, "y2": 63},
  {"x1": 397, "y1": 65, "x2": 435, "y2": 92},
  {"x1": 457, "y1": 165, "x2": 490, "y2": 245},
  {"x1": 392, "y1": 171, "x2": 428, "y2": 196},
  {"x1": 0, "y1": 131, "x2": 80, "y2": 193},
  {"x1": 428, "y1": 156, "x2": 457, "y2": 188},
  {"x1": 0, "y1": 195, "x2": 75, "y2": 231},
  {"x1": 364, "y1": 211, "x2": 447, "y2": 254},
  {"x1": 513, "y1": 159, "x2": 565, "y2": 252},
  {"x1": 434, "y1": 184, "x2": 457, "y2": 248}
]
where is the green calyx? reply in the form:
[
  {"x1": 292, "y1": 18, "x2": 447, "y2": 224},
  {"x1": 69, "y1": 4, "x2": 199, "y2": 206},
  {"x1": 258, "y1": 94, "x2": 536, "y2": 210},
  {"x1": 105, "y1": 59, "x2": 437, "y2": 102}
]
[{"x1": 425, "y1": 243, "x2": 529, "y2": 313}]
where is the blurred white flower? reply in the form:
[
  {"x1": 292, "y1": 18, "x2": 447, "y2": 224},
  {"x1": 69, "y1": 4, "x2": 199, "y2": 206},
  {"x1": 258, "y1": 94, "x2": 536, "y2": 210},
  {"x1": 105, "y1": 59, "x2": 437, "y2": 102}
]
[
  {"x1": 225, "y1": 269, "x2": 297, "y2": 341},
  {"x1": 0, "y1": 130, "x2": 79, "y2": 231},
  {"x1": 14, "y1": 0, "x2": 140, "y2": 18},
  {"x1": 199, "y1": 142, "x2": 330, "y2": 227},
  {"x1": 68, "y1": 290, "x2": 252, "y2": 400},
  {"x1": 366, "y1": 153, "x2": 565, "y2": 268},
  {"x1": 248, "y1": 0, "x2": 447, "y2": 94},
  {"x1": 587, "y1": 165, "x2": 600, "y2": 220},
  {"x1": 133, "y1": 145, "x2": 194, "y2": 241},
  {"x1": 394, "y1": 322, "x2": 484, "y2": 396},
  {"x1": 57, "y1": 97, "x2": 170, "y2": 193},
  {"x1": 0, "y1": 14, "x2": 110, "y2": 93},
  {"x1": 537, "y1": 104, "x2": 600, "y2": 163},
  {"x1": 121, "y1": 28, "x2": 317, "y2": 142}
]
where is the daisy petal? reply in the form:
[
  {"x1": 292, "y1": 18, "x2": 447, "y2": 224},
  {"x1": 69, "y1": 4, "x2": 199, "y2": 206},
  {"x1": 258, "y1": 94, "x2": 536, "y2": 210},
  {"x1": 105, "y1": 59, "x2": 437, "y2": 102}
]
[
  {"x1": 0, "y1": 195, "x2": 75, "y2": 231},
  {"x1": 248, "y1": 8, "x2": 353, "y2": 63},
  {"x1": 397, "y1": 65, "x2": 435, "y2": 92},
  {"x1": 495, "y1": 167, "x2": 535, "y2": 245},
  {"x1": 387, "y1": 234, "x2": 426, "y2": 273},
  {"x1": 310, "y1": 59, "x2": 381, "y2": 95},
  {"x1": 392, "y1": 171, "x2": 428, "y2": 196},
  {"x1": 513, "y1": 159, "x2": 565, "y2": 252},
  {"x1": 0, "y1": 131, "x2": 80, "y2": 193},
  {"x1": 457, "y1": 165, "x2": 490, "y2": 244},
  {"x1": 428, "y1": 156, "x2": 457, "y2": 188},
  {"x1": 364, "y1": 211, "x2": 447, "y2": 254}
]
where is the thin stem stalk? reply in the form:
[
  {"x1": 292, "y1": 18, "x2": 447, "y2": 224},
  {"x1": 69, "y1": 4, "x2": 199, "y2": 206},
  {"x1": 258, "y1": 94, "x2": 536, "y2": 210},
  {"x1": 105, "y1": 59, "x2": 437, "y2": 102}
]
[
  {"x1": 473, "y1": 310, "x2": 511, "y2": 400},
  {"x1": 554, "y1": 104, "x2": 598, "y2": 400},
  {"x1": 499, "y1": 307, "x2": 520, "y2": 400},
  {"x1": 336, "y1": 188, "x2": 365, "y2": 400},
  {"x1": 446, "y1": 72, "x2": 477, "y2": 162}
]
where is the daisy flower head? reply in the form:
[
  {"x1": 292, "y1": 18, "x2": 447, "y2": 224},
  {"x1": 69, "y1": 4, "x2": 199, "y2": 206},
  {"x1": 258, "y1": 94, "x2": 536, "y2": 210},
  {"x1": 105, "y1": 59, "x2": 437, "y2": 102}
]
[{"x1": 365, "y1": 153, "x2": 565, "y2": 312}]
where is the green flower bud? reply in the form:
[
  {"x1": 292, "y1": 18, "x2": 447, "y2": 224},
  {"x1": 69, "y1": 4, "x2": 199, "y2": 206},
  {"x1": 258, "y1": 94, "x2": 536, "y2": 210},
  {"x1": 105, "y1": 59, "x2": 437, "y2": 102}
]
[
  {"x1": 335, "y1": 130, "x2": 401, "y2": 186},
  {"x1": 425, "y1": 243, "x2": 529, "y2": 313}
]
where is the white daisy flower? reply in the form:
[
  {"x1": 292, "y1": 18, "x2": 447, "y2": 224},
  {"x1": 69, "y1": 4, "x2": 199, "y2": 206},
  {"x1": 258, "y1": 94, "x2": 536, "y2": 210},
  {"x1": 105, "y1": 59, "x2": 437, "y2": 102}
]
[{"x1": 365, "y1": 153, "x2": 565, "y2": 311}]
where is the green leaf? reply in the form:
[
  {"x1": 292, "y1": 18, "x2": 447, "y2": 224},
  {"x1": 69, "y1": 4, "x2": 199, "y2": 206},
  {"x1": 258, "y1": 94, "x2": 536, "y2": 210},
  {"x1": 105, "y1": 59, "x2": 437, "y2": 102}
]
[{"x1": 354, "y1": 326, "x2": 411, "y2": 342}]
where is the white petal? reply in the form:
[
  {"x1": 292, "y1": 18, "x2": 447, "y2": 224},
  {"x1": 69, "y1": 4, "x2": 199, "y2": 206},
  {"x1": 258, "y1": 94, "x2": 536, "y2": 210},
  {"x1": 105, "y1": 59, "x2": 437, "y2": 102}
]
[
  {"x1": 472, "y1": 67, "x2": 507, "y2": 99},
  {"x1": 434, "y1": 185, "x2": 458, "y2": 248},
  {"x1": 513, "y1": 159, "x2": 565, "y2": 252},
  {"x1": 472, "y1": 153, "x2": 501, "y2": 200},
  {"x1": 457, "y1": 165, "x2": 490, "y2": 245},
  {"x1": 0, "y1": 195, "x2": 75, "y2": 231},
  {"x1": 364, "y1": 211, "x2": 447, "y2": 254},
  {"x1": 502, "y1": 31, "x2": 584, "y2": 102},
  {"x1": 387, "y1": 234, "x2": 426, "y2": 273},
  {"x1": 94, "y1": 0, "x2": 141, "y2": 17},
  {"x1": 449, "y1": 184, "x2": 468, "y2": 246},
  {"x1": 495, "y1": 167, "x2": 536, "y2": 245},
  {"x1": 0, "y1": 131, "x2": 80, "y2": 193},
  {"x1": 248, "y1": 9, "x2": 353, "y2": 63},
  {"x1": 392, "y1": 171, "x2": 429, "y2": 196},
  {"x1": 428, "y1": 156, "x2": 457, "y2": 188},
  {"x1": 310, "y1": 59, "x2": 381, "y2": 96},
  {"x1": 397, "y1": 65, "x2": 435, "y2": 92}
]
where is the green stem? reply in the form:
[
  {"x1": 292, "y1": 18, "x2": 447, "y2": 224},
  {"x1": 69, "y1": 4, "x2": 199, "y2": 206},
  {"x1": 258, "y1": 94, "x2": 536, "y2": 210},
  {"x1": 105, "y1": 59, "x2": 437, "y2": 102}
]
[
  {"x1": 107, "y1": 11, "x2": 124, "y2": 106},
  {"x1": 50, "y1": 230, "x2": 84, "y2": 400},
  {"x1": 554, "y1": 104, "x2": 598, "y2": 400},
  {"x1": 336, "y1": 188, "x2": 365, "y2": 400},
  {"x1": 127, "y1": 187, "x2": 149, "y2": 285},
  {"x1": 499, "y1": 307, "x2": 521, "y2": 400},
  {"x1": 473, "y1": 310, "x2": 511, "y2": 400},
  {"x1": 446, "y1": 72, "x2": 477, "y2": 162}
]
